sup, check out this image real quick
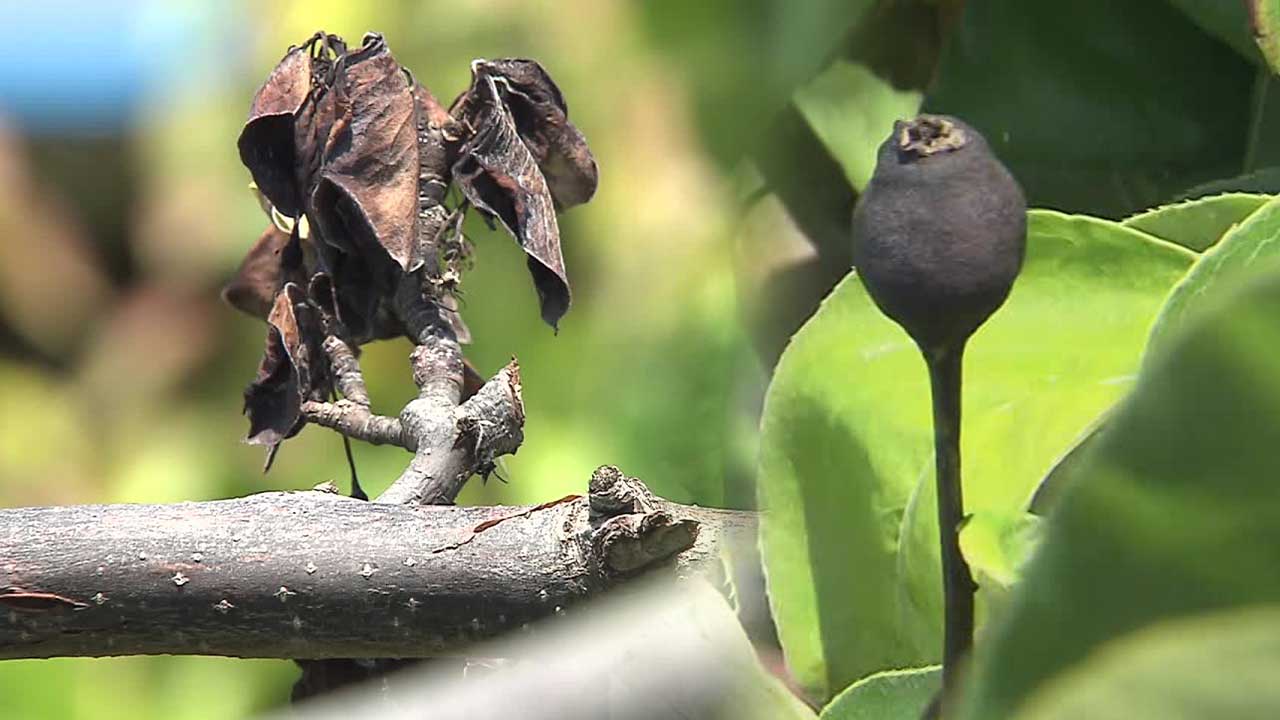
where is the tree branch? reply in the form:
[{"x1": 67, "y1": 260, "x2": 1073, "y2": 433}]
[
  {"x1": 301, "y1": 400, "x2": 406, "y2": 448},
  {"x1": 0, "y1": 468, "x2": 754, "y2": 660},
  {"x1": 321, "y1": 335, "x2": 371, "y2": 407}
]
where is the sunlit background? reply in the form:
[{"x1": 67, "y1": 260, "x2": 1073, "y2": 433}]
[{"x1": 0, "y1": 0, "x2": 826, "y2": 716}]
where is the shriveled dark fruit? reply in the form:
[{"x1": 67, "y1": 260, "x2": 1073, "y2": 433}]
[{"x1": 852, "y1": 114, "x2": 1026, "y2": 351}]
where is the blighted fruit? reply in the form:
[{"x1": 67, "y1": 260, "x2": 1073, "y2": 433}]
[{"x1": 852, "y1": 115, "x2": 1026, "y2": 351}]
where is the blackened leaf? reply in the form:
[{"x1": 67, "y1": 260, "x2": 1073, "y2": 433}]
[
  {"x1": 453, "y1": 74, "x2": 570, "y2": 329},
  {"x1": 307, "y1": 269, "x2": 404, "y2": 343},
  {"x1": 312, "y1": 33, "x2": 422, "y2": 275},
  {"x1": 244, "y1": 284, "x2": 325, "y2": 447},
  {"x1": 307, "y1": 272, "x2": 340, "y2": 331},
  {"x1": 465, "y1": 59, "x2": 598, "y2": 210},
  {"x1": 238, "y1": 39, "x2": 317, "y2": 217},
  {"x1": 222, "y1": 225, "x2": 293, "y2": 320},
  {"x1": 310, "y1": 237, "x2": 384, "y2": 342}
]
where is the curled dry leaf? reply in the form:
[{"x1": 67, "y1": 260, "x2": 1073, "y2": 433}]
[
  {"x1": 453, "y1": 71, "x2": 571, "y2": 329},
  {"x1": 238, "y1": 37, "x2": 320, "y2": 217},
  {"x1": 312, "y1": 33, "x2": 423, "y2": 277},
  {"x1": 222, "y1": 225, "x2": 294, "y2": 320},
  {"x1": 229, "y1": 31, "x2": 601, "y2": 461},
  {"x1": 244, "y1": 284, "x2": 327, "y2": 447},
  {"x1": 464, "y1": 59, "x2": 599, "y2": 210}
]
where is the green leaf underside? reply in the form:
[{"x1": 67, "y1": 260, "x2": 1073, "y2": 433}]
[
  {"x1": 793, "y1": 60, "x2": 922, "y2": 192},
  {"x1": 757, "y1": 210, "x2": 1193, "y2": 700},
  {"x1": 1146, "y1": 195, "x2": 1280, "y2": 357},
  {"x1": 819, "y1": 666, "x2": 941, "y2": 720},
  {"x1": 1120, "y1": 192, "x2": 1271, "y2": 252},
  {"x1": 959, "y1": 264, "x2": 1280, "y2": 719},
  {"x1": 1012, "y1": 607, "x2": 1280, "y2": 720}
]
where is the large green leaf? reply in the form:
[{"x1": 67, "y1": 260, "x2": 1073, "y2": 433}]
[
  {"x1": 923, "y1": 0, "x2": 1256, "y2": 217},
  {"x1": 792, "y1": 60, "x2": 922, "y2": 192},
  {"x1": 819, "y1": 666, "x2": 940, "y2": 720},
  {"x1": 958, "y1": 263, "x2": 1280, "y2": 719},
  {"x1": 1167, "y1": 0, "x2": 1265, "y2": 64},
  {"x1": 1034, "y1": 198, "x2": 1279, "y2": 512},
  {"x1": 757, "y1": 210, "x2": 1194, "y2": 700},
  {"x1": 1121, "y1": 193, "x2": 1271, "y2": 251},
  {"x1": 1013, "y1": 607, "x2": 1280, "y2": 720},
  {"x1": 1147, "y1": 195, "x2": 1280, "y2": 355}
]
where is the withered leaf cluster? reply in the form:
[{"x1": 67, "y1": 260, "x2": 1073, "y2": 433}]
[{"x1": 223, "y1": 32, "x2": 597, "y2": 455}]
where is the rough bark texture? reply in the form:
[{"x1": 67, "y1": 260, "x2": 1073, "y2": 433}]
[{"x1": 0, "y1": 468, "x2": 754, "y2": 660}]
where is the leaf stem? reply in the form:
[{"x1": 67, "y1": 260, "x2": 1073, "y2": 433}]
[
  {"x1": 925, "y1": 342, "x2": 975, "y2": 707},
  {"x1": 1243, "y1": 69, "x2": 1271, "y2": 174}
]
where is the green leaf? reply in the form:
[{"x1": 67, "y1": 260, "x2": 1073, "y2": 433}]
[
  {"x1": 1121, "y1": 193, "x2": 1271, "y2": 251},
  {"x1": 1167, "y1": 0, "x2": 1266, "y2": 64},
  {"x1": 1147, "y1": 195, "x2": 1280, "y2": 356},
  {"x1": 1250, "y1": 0, "x2": 1280, "y2": 74},
  {"x1": 1179, "y1": 167, "x2": 1280, "y2": 197},
  {"x1": 1044, "y1": 196, "x2": 1280, "y2": 515},
  {"x1": 958, "y1": 263, "x2": 1280, "y2": 720},
  {"x1": 757, "y1": 210, "x2": 1193, "y2": 700},
  {"x1": 923, "y1": 1, "x2": 1257, "y2": 217},
  {"x1": 958, "y1": 512, "x2": 1042, "y2": 590},
  {"x1": 1013, "y1": 607, "x2": 1280, "y2": 720},
  {"x1": 960, "y1": 511, "x2": 1044, "y2": 631},
  {"x1": 793, "y1": 61, "x2": 922, "y2": 192},
  {"x1": 819, "y1": 666, "x2": 941, "y2": 720}
]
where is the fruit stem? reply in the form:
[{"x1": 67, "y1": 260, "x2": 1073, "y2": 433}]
[{"x1": 925, "y1": 341, "x2": 976, "y2": 708}]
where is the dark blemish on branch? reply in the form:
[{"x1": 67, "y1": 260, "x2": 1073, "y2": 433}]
[
  {"x1": 0, "y1": 589, "x2": 90, "y2": 612},
  {"x1": 427, "y1": 494, "x2": 582, "y2": 555}
]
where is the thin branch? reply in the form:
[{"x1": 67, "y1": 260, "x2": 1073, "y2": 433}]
[
  {"x1": 301, "y1": 400, "x2": 407, "y2": 448},
  {"x1": 322, "y1": 335, "x2": 370, "y2": 406}
]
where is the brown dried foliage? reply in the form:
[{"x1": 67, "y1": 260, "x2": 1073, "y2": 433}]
[{"x1": 225, "y1": 31, "x2": 597, "y2": 462}]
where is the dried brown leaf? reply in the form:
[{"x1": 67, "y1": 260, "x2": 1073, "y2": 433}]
[
  {"x1": 222, "y1": 225, "x2": 296, "y2": 320},
  {"x1": 238, "y1": 39, "x2": 317, "y2": 217},
  {"x1": 453, "y1": 73, "x2": 570, "y2": 329},
  {"x1": 311, "y1": 33, "x2": 421, "y2": 275},
  {"x1": 244, "y1": 284, "x2": 326, "y2": 448},
  {"x1": 459, "y1": 60, "x2": 598, "y2": 210}
]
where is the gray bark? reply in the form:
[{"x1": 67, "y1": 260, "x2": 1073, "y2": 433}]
[{"x1": 0, "y1": 467, "x2": 755, "y2": 660}]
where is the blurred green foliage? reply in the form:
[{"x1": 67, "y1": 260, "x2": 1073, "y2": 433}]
[{"x1": 1009, "y1": 607, "x2": 1280, "y2": 720}]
